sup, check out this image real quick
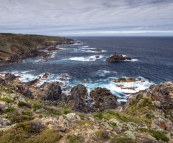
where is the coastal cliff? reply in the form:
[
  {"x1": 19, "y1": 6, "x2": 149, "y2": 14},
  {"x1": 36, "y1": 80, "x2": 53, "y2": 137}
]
[{"x1": 0, "y1": 33, "x2": 74, "y2": 65}]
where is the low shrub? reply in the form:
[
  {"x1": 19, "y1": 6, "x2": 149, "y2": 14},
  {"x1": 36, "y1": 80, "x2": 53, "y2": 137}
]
[
  {"x1": 151, "y1": 130, "x2": 169, "y2": 142},
  {"x1": 33, "y1": 104, "x2": 42, "y2": 111},
  {"x1": 5, "y1": 107, "x2": 15, "y2": 113},
  {"x1": 111, "y1": 137, "x2": 135, "y2": 143},
  {"x1": 66, "y1": 134, "x2": 83, "y2": 143},
  {"x1": 64, "y1": 109, "x2": 71, "y2": 114},
  {"x1": 94, "y1": 112, "x2": 103, "y2": 120}
]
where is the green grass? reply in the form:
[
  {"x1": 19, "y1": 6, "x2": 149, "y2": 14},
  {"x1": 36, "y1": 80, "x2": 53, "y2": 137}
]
[
  {"x1": 66, "y1": 134, "x2": 83, "y2": 143},
  {"x1": 18, "y1": 102, "x2": 26, "y2": 107},
  {"x1": 33, "y1": 104, "x2": 42, "y2": 111},
  {"x1": 94, "y1": 112, "x2": 103, "y2": 120},
  {"x1": 137, "y1": 128, "x2": 169, "y2": 142},
  {"x1": 5, "y1": 107, "x2": 15, "y2": 113},
  {"x1": 151, "y1": 130, "x2": 169, "y2": 142},
  {"x1": 64, "y1": 109, "x2": 71, "y2": 114},
  {"x1": 50, "y1": 108, "x2": 61, "y2": 115},
  {"x1": 0, "y1": 97, "x2": 13, "y2": 103}
]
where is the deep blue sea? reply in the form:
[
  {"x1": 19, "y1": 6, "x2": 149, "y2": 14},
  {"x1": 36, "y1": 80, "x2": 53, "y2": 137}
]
[{"x1": 0, "y1": 37, "x2": 173, "y2": 101}]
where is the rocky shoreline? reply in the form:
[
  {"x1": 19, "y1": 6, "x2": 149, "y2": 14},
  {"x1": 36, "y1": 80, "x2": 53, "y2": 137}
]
[
  {"x1": 0, "y1": 34, "x2": 173, "y2": 142},
  {"x1": 0, "y1": 33, "x2": 74, "y2": 66},
  {"x1": 0, "y1": 71, "x2": 173, "y2": 142}
]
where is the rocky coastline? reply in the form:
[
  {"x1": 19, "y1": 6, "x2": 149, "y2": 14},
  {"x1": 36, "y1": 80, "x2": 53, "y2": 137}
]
[
  {"x1": 0, "y1": 34, "x2": 173, "y2": 142},
  {"x1": 0, "y1": 33, "x2": 74, "y2": 66},
  {"x1": 0, "y1": 72, "x2": 173, "y2": 143}
]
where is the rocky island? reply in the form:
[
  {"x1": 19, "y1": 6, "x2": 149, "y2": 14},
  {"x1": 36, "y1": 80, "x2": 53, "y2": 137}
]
[
  {"x1": 0, "y1": 34, "x2": 173, "y2": 143},
  {"x1": 106, "y1": 54, "x2": 131, "y2": 62}
]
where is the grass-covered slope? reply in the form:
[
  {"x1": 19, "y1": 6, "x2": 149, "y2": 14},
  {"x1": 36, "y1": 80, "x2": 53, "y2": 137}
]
[{"x1": 0, "y1": 33, "x2": 73, "y2": 64}]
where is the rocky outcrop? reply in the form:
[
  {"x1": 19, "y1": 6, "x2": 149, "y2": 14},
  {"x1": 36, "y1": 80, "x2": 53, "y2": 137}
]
[
  {"x1": 5, "y1": 73, "x2": 18, "y2": 82},
  {"x1": 0, "y1": 33, "x2": 74, "y2": 66},
  {"x1": 106, "y1": 54, "x2": 131, "y2": 62},
  {"x1": 149, "y1": 82, "x2": 173, "y2": 109},
  {"x1": 16, "y1": 84, "x2": 34, "y2": 99},
  {"x1": 68, "y1": 84, "x2": 90, "y2": 112},
  {"x1": 90, "y1": 87, "x2": 120, "y2": 111},
  {"x1": 41, "y1": 82, "x2": 62, "y2": 101},
  {"x1": 114, "y1": 77, "x2": 142, "y2": 83},
  {"x1": 70, "y1": 84, "x2": 88, "y2": 101},
  {"x1": 68, "y1": 85, "x2": 121, "y2": 112}
]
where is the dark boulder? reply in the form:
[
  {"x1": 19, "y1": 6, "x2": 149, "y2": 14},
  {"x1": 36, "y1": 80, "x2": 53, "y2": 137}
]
[
  {"x1": 70, "y1": 84, "x2": 88, "y2": 101},
  {"x1": 68, "y1": 84, "x2": 90, "y2": 112},
  {"x1": 16, "y1": 85, "x2": 34, "y2": 99},
  {"x1": 0, "y1": 77, "x2": 5, "y2": 85},
  {"x1": 41, "y1": 82, "x2": 62, "y2": 101},
  {"x1": 5, "y1": 73, "x2": 18, "y2": 82},
  {"x1": 106, "y1": 54, "x2": 131, "y2": 62},
  {"x1": 90, "y1": 87, "x2": 120, "y2": 111}
]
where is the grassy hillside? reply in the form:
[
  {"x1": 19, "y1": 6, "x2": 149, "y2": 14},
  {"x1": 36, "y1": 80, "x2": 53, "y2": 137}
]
[{"x1": 0, "y1": 33, "x2": 73, "y2": 61}]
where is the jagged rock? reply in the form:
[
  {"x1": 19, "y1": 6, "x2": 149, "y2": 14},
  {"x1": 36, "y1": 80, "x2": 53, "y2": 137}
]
[
  {"x1": 27, "y1": 78, "x2": 40, "y2": 86},
  {"x1": 70, "y1": 84, "x2": 88, "y2": 100},
  {"x1": 5, "y1": 73, "x2": 18, "y2": 82},
  {"x1": 90, "y1": 87, "x2": 120, "y2": 111},
  {"x1": 16, "y1": 85, "x2": 34, "y2": 99},
  {"x1": 149, "y1": 82, "x2": 173, "y2": 109},
  {"x1": 0, "y1": 104, "x2": 5, "y2": 113},
  {"x1": 106, "y1": 54, "x2": 131, "y2": 62},
  {"x1": 114, "y1": 77, "x2": 141, "y2": 83},
  {"x1": 41, "y1": 82, "x2": 62, "y2": 101},
  {"x1": 42, "y1": 73, "x2": 49, "y2": 78},
  {"x1": 0, "y1": 77, "x2": 5, "y2": 85}
]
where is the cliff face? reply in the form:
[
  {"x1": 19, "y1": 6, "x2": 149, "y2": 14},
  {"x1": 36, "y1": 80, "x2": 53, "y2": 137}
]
[{"x1": 0, "y1": 33, "x2": 74, "y2": 65}]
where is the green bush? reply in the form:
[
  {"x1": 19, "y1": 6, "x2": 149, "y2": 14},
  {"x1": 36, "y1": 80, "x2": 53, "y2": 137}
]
[
  {"x1": 151, "y1": 130, "x2": 169, "y2": 142},
  {"x1": 33, "y1": 104, "x2": 42, "y2": 111},
  {"x1": 64, "y1": 109, "x2": 71, "y2": 115},
  {"x1": 5, "y1": 107, "x2": 15, "y2": 113},
  {"x1": 10, "y1": 115, "x2": 34, "y2": 123},
  {"x1": 107, "y1": 110, "x2": 116, "y2": 115},
  {"x1": 50, "y1": 108, "x2": 61, "y2": 115},
  {"x1": 94, "y1": 112, "x2": 103, "y2": 120},
  {"x1": 0, "y1": 97, "x2": 13, "y2": 103},
  {"x1": 18, "y1": 102, "x2": 26, "y2": 107}
]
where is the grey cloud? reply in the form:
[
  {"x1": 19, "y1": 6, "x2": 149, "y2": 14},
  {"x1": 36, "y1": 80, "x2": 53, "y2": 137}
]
[{"x1": 0, "y1": 0, "x2": 173, "y2": 36}]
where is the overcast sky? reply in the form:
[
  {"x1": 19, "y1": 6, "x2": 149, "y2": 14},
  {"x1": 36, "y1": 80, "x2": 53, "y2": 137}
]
[{"x1": 0, "y1": 0, "x2": 173, "y2": 36}]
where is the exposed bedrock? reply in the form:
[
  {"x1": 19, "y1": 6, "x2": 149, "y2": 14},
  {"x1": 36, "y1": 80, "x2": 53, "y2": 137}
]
[{"x1": 106, "y1": 54, "x2": 131, "y2": 62}]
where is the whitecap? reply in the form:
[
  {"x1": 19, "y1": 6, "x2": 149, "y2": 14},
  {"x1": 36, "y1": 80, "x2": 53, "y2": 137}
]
[
  {"x1": 125, "y1": 59, "x2": 139, "y2": 62},
  {"x1": 96, "y1": 70, "x2": 117, "y2": 77},
  {"x1": 69, "y1": 55, "x2": 103, "y2": 61}
]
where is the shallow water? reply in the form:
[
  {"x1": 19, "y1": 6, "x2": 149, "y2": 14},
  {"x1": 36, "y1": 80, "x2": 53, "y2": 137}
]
[{"x1": 0, "y1": 37, "x2": 173, "y2": 102}]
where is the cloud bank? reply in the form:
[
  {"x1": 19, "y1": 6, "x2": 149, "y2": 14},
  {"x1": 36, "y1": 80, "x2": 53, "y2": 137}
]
[{"x1": 0, "y1": 0, "x2": 173, "y2": 36}]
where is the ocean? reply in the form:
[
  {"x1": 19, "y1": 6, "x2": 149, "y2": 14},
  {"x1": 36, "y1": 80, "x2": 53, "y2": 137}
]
[{"x1": 0, "y1": 37, "x2": 173, "y2": 102}]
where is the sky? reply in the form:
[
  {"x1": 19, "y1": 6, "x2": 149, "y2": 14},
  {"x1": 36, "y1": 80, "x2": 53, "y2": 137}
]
[{"x1": 0, "y1": 0, "x2": 173, "y2": 36}]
